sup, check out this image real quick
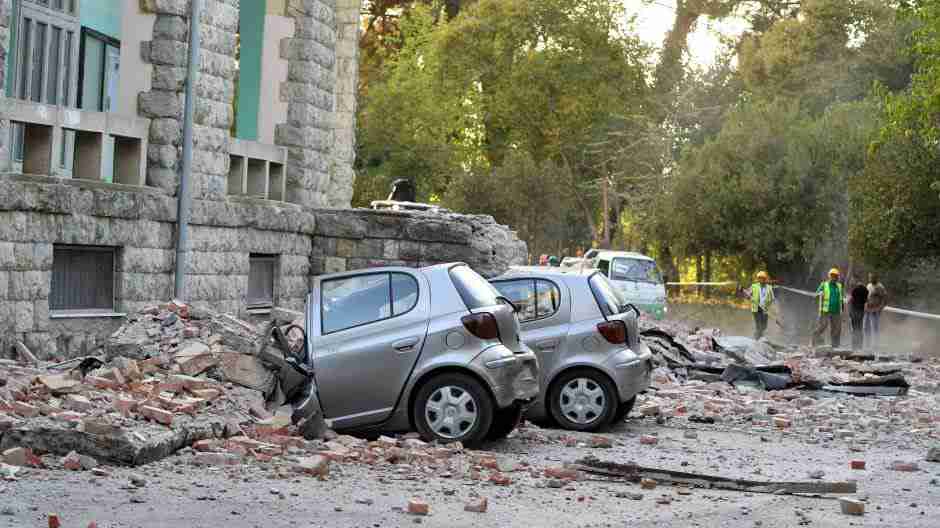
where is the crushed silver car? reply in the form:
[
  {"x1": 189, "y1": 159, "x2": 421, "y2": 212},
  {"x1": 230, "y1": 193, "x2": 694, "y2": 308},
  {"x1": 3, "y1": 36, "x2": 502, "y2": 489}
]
[
  {"x1": 301, "y1": 263, "x2": 540, "y2": 446},
  {"x1": 491, "y1": 267, "x2": 652, "y2": 431}
]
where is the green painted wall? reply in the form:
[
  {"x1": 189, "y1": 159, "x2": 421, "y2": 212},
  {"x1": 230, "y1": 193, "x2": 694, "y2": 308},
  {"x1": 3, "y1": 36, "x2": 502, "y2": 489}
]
[
  {"x1": 80, "y1": 0, "x2": 122, "y2": 39},
  {"x1": 236, "y1": 0, "x2": 265, "y2": 141}
]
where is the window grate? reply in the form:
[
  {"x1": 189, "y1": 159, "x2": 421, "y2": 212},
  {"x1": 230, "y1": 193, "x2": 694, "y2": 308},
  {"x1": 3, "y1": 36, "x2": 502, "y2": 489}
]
[{"x1": 50, "y1": 245, "x2": 115, "y2": 311}]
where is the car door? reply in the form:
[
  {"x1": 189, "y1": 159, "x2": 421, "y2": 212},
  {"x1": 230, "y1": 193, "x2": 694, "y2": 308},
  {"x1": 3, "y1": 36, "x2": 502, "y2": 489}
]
[
  {"x1": 309, "y1": 270, "x2": 430, "y2": 429},
  {"x1": 491, "y1": 278, "x2": 569, "y2": 385}
]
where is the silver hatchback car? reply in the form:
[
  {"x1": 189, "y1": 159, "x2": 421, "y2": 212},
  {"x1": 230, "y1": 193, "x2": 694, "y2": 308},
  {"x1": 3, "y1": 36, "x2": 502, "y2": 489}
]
[
  {"x1": 303, "y1": 263, "x2": 540, "y2": 446},
  {"x1": 491, "y1": 267, "x2": 652, "y2": 431}
]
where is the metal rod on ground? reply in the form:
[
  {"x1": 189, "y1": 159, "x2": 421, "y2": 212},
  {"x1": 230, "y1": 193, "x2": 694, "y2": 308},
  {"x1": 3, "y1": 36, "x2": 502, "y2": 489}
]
[{"x1": 174, "y1": 0, "x2": 202, "y2": 302}]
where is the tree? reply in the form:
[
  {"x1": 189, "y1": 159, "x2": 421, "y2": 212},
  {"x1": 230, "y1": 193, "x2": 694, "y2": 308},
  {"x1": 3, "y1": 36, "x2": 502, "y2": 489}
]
[{"x1": 851, "y1": 0, "x2": 940, "y2": 267}]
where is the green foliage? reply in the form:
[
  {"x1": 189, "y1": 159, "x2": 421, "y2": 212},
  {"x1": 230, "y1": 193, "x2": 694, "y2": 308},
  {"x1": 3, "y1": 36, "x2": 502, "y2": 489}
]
[
  {"x1": 850, "y1": 0, "x2": 940, "y2": 267},
  {"x1": 664, "y1": 98, "x2": 879, "y2": 277}
]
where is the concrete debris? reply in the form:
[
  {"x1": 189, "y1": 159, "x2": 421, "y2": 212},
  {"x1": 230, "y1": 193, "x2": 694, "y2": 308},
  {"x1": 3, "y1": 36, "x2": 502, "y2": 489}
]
[
  {"x1": 0, "y1": 301, "x2": 328, "y2": 468},
  {"x1": 464, "y1": 497, "x2": 488, "y2": 513},
  {"x1": 927, "y1": 446, "x2": 940, "y2": 463}
]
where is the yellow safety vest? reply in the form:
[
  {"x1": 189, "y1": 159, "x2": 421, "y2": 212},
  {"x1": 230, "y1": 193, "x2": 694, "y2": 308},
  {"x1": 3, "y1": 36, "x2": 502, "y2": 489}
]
[
  {"x1": 818, "y1": 281, "x2": 844, "y2": 314},
  {"x1": 751, "y1": 283, "x2": 774, "y2": 313}
]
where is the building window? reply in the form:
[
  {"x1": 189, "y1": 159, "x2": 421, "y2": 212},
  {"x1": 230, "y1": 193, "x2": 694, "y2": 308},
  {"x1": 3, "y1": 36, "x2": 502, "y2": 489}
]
[
  {"x1": 50, "y1": 245, "x2": 115, "y2": 312},
  {"x1": 247, "y1": 254, "x2": 277, "y2": 309},
  {"x1": 78, "y1": 27, "x2": 120, "y2": 112},
  {"x1": 10, "y1": 0, "x2": 81, "y2": 169}
]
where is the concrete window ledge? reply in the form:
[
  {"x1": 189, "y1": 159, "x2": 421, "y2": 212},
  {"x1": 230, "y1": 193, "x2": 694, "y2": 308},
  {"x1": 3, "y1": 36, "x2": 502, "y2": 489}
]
[{"x1": 50, "y1": 310, "x2": 128, "y2": 320}]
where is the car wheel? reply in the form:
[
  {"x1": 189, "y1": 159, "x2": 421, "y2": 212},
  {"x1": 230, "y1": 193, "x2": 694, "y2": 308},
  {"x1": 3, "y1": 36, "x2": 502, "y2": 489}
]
[
  {"x1": 413, "y1": 373, "x2": 493, "y2": 447},
  {"x1": 487, "y1": 403, "x2": 523, "y2": 441},
  {"x1": 612, "y1": 396, "x2": 636, "y2": 425},
  {"x1": 548, "y1": 369, "x2": 617, "y2": 432}
]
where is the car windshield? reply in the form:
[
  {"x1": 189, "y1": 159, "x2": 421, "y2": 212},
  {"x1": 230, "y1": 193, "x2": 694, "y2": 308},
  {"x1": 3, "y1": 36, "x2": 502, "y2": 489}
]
[
  {"x1": 589, "y1": 273, "x2": 626, "y2": 317},
  {"x1": 610, "y1": 258, "x2": 662, "y2": 284},
  {"x1": 449, "y1": 265, "x2": 501, "y2": 310}
]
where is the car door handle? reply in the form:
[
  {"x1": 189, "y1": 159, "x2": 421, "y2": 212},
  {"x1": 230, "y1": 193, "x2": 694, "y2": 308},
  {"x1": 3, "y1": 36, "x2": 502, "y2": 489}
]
[
  {"x1": 535, "y1": 340, "x2": 558, "y2": 351},
  {"x1": 394, "y1": 337, "x2": 420, "y2": 353}
]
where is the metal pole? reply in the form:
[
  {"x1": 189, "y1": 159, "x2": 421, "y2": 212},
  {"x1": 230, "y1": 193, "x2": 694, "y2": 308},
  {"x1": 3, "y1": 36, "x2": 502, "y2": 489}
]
[{"x1": 174, "y1": 0, "x2": 201, "y2": 301}]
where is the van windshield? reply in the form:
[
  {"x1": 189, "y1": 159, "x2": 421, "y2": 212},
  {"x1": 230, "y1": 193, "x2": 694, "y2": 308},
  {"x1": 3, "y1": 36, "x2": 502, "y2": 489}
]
[{"x1": 611, "y1": 258, "x2": 662, "y2": 284}]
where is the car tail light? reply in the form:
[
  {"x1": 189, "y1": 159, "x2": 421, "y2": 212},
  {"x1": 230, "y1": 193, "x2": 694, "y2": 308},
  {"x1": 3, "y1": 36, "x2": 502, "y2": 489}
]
[
  {"x1": 597, "y1": 320, "x2": 627, "y2": 344},
  {"x1": 462, "y1": 313, "x2": 500, "y2": 340}
]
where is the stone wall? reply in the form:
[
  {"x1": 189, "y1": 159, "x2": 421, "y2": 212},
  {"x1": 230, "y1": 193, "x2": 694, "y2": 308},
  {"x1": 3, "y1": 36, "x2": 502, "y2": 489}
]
[
  {"x1": 277, "y1": 0, "x2": 338, "y2": 208},
  {"x1": 0, "y1": 0, "x2": 10, "y2": 172},
  {"x1": 138, "y1": 0, "x2": 239, "y2": 199},
  {"x1": 0, "y1": 174, "x2": 526, "y2": 361},
  {"x1": 329, "y1": 0, "x2": 360, "y2": 208}
]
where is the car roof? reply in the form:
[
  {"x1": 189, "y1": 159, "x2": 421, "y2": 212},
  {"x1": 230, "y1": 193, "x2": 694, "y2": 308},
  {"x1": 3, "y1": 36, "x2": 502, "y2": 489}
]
[
  {"x1": 592, "y1": 250, "x2": 655, "y2": 261},
  {"x1": 498, "y1": 266, "x2": 597, "y2": 280}
]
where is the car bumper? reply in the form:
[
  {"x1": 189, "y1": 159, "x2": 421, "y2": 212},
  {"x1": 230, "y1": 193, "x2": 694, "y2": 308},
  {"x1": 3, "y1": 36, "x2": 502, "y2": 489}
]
[
  {"x1": 473, "y1": 345, "x2": 540, "y2": 409},
  {"x1": 607, "y1": 344, "x2": 653, "y2": 402}
]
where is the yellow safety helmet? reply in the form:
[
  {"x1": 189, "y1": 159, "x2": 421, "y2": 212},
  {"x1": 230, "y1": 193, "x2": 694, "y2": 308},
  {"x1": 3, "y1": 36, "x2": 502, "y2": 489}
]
[
  {"x1": 756, "y1": 271, "x2": 769, "y2": 281},
  {"x1": 829, "y1": 268, "x2": 840, "y2": 277}
]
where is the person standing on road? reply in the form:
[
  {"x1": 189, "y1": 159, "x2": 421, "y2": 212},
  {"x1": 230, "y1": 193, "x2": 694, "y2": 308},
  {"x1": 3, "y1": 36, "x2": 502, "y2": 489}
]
[
  {"x1": 750, "y1": 271, "x2": 774, "y2": 340},
  {"x1": 812, "y1": 268, "x2": 845, "y2": 348},
  {"x1": 848, "y1": 276, "x2": 868, "y2": 351},
  {"x1": 865, "y1": 273, "x2": 888, "y2": 351}
]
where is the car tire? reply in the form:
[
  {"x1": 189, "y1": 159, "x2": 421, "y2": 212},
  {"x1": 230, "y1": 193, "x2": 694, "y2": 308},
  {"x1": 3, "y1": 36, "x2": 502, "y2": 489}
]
[
  {"x1": 487, "y1": 403, "x2": 523, "y2": 441},
  {"x1": 612, "y1": 396, "x2": 636, "y2": 425},
  {"x1": 413, "y1": 373, "x2": 494, "y2": 447},
  {"x1": 548, "y1": 368, "x2": 617, "y2": 432}
]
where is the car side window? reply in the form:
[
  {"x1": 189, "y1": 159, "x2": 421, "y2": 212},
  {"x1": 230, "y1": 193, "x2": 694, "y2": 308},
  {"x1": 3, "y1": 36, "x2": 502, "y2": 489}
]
[
  {"x1": 391, "y1": 273, "x2": 419, "y2": 315},
  {"x1": 535, "y1": 280, "x2": 560, "y2": 318},
  {"x1": 492, "y1": 280, "x2": 537, "y2": 322},
  {"x1": 597, "y1": 259, "x2": 610, "y2": 277},
  {"x1": 321, "y1": 274, "x2": 392, "y2": 334}
]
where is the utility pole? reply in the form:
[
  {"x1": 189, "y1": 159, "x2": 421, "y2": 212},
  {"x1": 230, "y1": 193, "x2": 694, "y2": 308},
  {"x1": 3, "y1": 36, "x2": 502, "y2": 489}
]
[{"x1": 174, "y1": 0, "x2": 202, "y2": 301}]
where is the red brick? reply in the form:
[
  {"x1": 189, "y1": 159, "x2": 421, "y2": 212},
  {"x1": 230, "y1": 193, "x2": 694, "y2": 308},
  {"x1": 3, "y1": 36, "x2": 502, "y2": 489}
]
[
  {"x1": 48, "y1": 514, "x2": 61, "y2": 528},
  {"x1": 591, "y1": 435, "x2": 613, "y2": 448},
  {"x1": 111, "y1": 368, "x2": 126, "y2": 386},
  {"x1": 86, "y1": 376, "x2": 119, "y2": 390},
  {"x1": 62, "y1": 451, "x2": 83, "y2": 471},
  {"x1": 12, "y1": 401, "x2": 39, "y2": 418},
  {"x1": 477, "y1": 456, "x2": 498, "y2": 470},
  {"x1": 850, "y1": 460, "x2": 866, "y2": 470},
  {"x1": 190, "y1": 388, "x2": 221, "y2": 401},
  {"x1": 407, "y1": 499, "x2": 429, "y2": 516},
  {"x1": 140, "y1": 405, "x2": 174, "y2": 426},
  {"x1": 113, "y1": 397, "x2": 139, "y2": 415},
  {"x1": 52, "y1": 411, "x2": 85, "y2": 423},
  {"x1": 640, "y1": 435, "x2": 658, "y2": 445},
  {"x1": 464, "y1": 497, "x2": 488, "y2": 513},
  {"x1": 193, "y1": 439, "x2": 219, "y2": 452},
  {"x1": 490, "y1": 473, "x2": 512, "y2": 486},
  {"x1": 891, "y1": 460, "x2": 918, "y2": 472},
  {"x1": 544, "y1": 467, "x2": 582, "y2": 481}
]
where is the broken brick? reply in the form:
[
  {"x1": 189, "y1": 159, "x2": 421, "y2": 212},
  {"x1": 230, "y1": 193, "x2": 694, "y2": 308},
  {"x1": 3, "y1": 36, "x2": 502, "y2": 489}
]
[
  {"x1": 293, "y1": 455, "x2": 330, "y2": 478},
  {"x1": 640, "y1": 435, "x2": 658, "y2": 445},
  {"x1": 850, "y1": 460, "x2": 866, "y2": 470},
  {"x1": 12, "y1": 401, "x2": 39, "y2": 418},
  {"x1": 544, "y1": 467, "x2": 582, "y2": 481},
  {"x1": 140, "y1": 405, "x2": 174, "y2": 426},
  {"x1": 190, "y1": 388, "x2": 221, "y2": 401},
  {"x1": 590, "y1": 435, "x2": 613, "y2": 448},
  {"x1": 61, "y1": 451, "x2": 83, "y2": 471},
  {"x1": 48, "y1": 514, "x2": 61, "y2": 528},
  {"x1": 640, "y1": 478, "x2": 657, "y2": 490},
  {"x1": 193, "y1": 452, "x2": 242, "y2": 467},
  {"x1": 489, "y1": 472, "x2": 512, "y2": 486},
  {"x1": 62, "y1": 394, "x2": 94, "y2": 413},
  {"x1": 37, "y1": 374, "x2": 82, "y2": 395},
  {"x1": 464, "y1": 497, "x2": 488, "y2": 513},
  {"x1": 407, "y1": 499, "x2": 429, "y2": 516},
  {"x1": 773, "y1": 417, "x2": 791, "y2": 429},
  {"x1": 113, "y1": 397, "x2": 139, "y2": 415},
  {"x1": 193, "y1": 439, "x2": 219, "y2": 452},
  {"x1": 891, "y1": 461, "x2": 918, "y2": 472},
  {"x1": 86, "y1": 376, "x2": 119, "y2": 390},
  {"x1": 840, "y1": 498, "x2": 865, "y2": 516}
]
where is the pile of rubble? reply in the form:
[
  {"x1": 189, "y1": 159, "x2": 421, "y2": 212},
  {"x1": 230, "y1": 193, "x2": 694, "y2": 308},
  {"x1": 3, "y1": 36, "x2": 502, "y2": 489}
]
[
  {"x1": 0, "y1": 301, "x2": 324, "y2": 473},
  {"x1": 635, "y1": 317, "x2": 940, "y2": 453}
]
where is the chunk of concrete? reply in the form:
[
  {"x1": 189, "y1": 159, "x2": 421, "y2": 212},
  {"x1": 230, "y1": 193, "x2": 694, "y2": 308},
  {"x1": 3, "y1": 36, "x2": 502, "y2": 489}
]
[{"x1": 220, "y1": 353, "x2": 276, "y2": 393}]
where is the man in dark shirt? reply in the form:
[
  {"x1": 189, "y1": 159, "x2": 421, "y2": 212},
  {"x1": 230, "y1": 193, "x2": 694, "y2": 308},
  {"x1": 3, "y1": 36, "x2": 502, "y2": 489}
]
[{"x1": 849, "y1": 277, "x2": 869, "y2": 351}]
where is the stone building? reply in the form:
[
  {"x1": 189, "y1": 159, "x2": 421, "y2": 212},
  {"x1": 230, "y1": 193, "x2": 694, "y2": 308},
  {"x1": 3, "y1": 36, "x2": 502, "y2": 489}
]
[{"x1": 0, "y1": 0, "x2": 526, "y2": 360}]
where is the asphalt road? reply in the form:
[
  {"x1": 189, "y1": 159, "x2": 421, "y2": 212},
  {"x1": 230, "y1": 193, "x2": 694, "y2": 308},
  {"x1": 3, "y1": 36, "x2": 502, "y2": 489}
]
[{"x1": 3, "y1": 416, "x2": 938, "y2": 528}]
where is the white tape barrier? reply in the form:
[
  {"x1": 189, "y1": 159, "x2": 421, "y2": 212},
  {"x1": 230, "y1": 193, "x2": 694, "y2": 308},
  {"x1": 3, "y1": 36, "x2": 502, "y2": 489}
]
[
  {"x1": 775, "y1": 285, "x2": 940, "y2": 322},
  {"x1": 664, "y1": 281, "x2": 940, "y2": 322}
]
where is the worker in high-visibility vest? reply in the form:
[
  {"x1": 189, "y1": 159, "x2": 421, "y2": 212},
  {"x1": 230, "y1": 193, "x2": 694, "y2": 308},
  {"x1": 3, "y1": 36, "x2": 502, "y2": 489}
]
[
  {"x1": 751, "y1": 271, "x2": 774, "y2": 340},
  {"x1": 812, "y1": 268, "x2": 845, "y2": 348}
]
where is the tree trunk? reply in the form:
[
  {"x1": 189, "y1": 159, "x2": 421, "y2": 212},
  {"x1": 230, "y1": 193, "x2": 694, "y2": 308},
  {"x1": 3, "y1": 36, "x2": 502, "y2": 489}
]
[
  {"x1": 704, "y1": 250, "x2": 713, "y2": 299},
  {"x1": 600, "y1": 177, "x2": 611, "y2": 249}
]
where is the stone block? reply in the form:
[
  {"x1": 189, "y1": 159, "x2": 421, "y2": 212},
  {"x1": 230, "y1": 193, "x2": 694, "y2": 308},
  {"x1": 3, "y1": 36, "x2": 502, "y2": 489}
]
[
  {"x1": 10, "y1": 270, "x2": 48, "y2": 300},
  {"x1": 140, "y1": 0, "x2": 189, "y2": 16},
  {"x1": 14, "y1": 300, "x2": 34, "y2": 332},
  {"x1": 151, "y1": 65, "x2": 187, "y2": 90},
  {"x1": 140, "y1": 90, "x2": 184, "y2": 119},
  {"x1": 152, "y1": 14, "x2": 188, "y2": 42},
  {"x1": 0, "y1": 241, "x2": 14, "y2": 268},
  {"x1": 149, "y1": 39, "x2": 188, "y2": 66},
  {"x1": 220, "y1": 352, "x2": 276, "y2": 393}
]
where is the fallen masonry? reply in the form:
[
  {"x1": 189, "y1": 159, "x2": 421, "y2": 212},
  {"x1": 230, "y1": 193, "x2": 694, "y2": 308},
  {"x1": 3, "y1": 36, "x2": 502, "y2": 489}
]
[{"x1": 0, "y1": 301, "x2": 324, "y2": 466}]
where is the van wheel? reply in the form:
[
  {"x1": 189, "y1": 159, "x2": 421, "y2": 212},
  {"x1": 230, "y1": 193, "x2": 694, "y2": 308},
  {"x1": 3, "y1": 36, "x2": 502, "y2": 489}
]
[
  {"x1": 612, "y1": 396, "x2": 636, "y2": 425},
  {"x1": 549, "y1": 369, "x2": 617, "y2": 432},
  {"x1": 413, "y1": 373, "x2": 493, "y2": 447},
  {"x1": 487, "y1": 403, "x2": 523, "y2": 441}
]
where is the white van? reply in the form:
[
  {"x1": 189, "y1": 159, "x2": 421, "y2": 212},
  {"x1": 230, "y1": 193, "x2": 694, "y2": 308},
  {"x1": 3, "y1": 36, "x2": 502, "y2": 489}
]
[{"x1": 588, "y1": 251, "x2": 667, "y2": 319}]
